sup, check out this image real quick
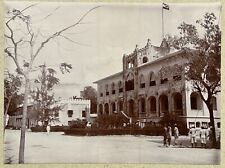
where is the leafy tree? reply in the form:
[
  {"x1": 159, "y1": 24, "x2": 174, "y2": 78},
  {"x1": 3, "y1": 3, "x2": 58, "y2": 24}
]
[
  {"x1": 81, "y1": 86, "x2": 97, "y2": 113},
  {"x1": 4, "y1": 71, "x2": 22, "y2": 130},
  {"x1": 167, "y1": 13, "x2": 221, "y2": 148},
  {"x1": 4, "y1": 4, "x2": 100, "y2": 163},
  {"x1": 31, "y1": 63, "x2": 71, "y2": 126}
]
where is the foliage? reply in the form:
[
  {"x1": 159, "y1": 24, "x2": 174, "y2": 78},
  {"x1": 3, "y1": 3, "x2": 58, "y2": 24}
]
[
  {"x1": 166, "y1": 12, "x2": 221, "y2": 148},
  {"x1": 69, "y1": 119, "x2": 87, "y2": 128},
  {"x1": 4, "y1": 72, "x2": 23, "y2": 128},
  {"x1": 31, "y1": 64, "x2": 72, "y2": 125},
  {"x1": 95, "y1": 113, "x2": 129, "y2": 129},
  {"x1": 81, "y1": 86, "x2": 97, "y2": 113}
]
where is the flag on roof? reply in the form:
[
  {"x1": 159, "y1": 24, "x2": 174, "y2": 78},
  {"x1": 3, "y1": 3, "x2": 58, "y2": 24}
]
[{"x1": 162, "y1": 3, "x2": 169, "y2": 10}]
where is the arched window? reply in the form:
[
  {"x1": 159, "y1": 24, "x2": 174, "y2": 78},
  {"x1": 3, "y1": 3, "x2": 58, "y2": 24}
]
[
  {"x1": 159, "y1": 94, "x2": 168, "y2": 116},
  {"x1": 173, "y1": 92, "x2": 183, "y2": 115},
  {"x1": 111, "y1": 102, "x2": 116, "y2": 112},
  {"x1": 149, "y1": 97, "x2": 156, "y2": 114},
  {"x1": 139, "y1": 98, "x2": 146, "y2": 113},
  {"x1": 128, "y1": 59, "x2": 134, "y2": 69},
  {"x1": 104, "y1": 103, "x2": 109, "y2": 114},
  {"x1": 111, "y1": 82, "x2": 115, "y2": 94},
  {"x1": 190, "y1": 92, "x2": 202, "y2": 110},
  {"x1": 125, "y1": 73, "x2": 134, "y2": 91},
  {"x1": 143, "y1": 57, "x2": 148, "y2": 63},
  {"x1": 99, "y1": 86, "x2": 103, "y2": 97},
  {"x1": 149, "y1": 72, "x2": 156, "y2": 86},
  {"x1": 99, "y1": 104, "x2": 103, "y2": 115},
  {"x1": 139, "y1": 75, "x2": 145, "y2": 88},
  {"x1": 118, "y1": 101, "x2": 123, "y2": 111},
  {"x1": 105, "y1": 84, "x2": 109, "y2": 96},
  {"x1": 118, "y1": 81, "x2": 123, "y2": 93}
]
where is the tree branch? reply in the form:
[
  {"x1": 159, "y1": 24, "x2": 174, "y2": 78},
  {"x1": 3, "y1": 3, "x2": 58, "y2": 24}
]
[{"x1": 33, "y1": 6, "x2": 100, "y2": 60}]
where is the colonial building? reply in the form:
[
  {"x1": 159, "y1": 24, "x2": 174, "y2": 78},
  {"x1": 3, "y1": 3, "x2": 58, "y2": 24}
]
[
  {"x1": 94, "y1": 39, "x2": 220, "y2": 129},
  {"x1": 55, "y1": 97, "x2": 93, "y2": 126}
]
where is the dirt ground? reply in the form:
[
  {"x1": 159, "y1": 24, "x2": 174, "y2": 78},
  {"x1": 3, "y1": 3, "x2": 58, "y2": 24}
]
[{"x1": 4, "y1": 129, "x2": 220, "y2": 164}]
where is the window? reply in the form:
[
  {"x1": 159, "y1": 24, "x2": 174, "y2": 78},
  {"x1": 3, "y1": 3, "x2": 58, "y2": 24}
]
[
  {"x1": 149, "y1": 72, "x2": 156, "y2": 86},
  {"x1": 140, "y1": 75, "x2": 145, "y2": 88},
  {"x1": 128, "y1": 60, "x2": 134, "y2": 69},
  {"x1": 189, "y1": 122, "x2": 195, "y2": 128},
  {"x1": 217, "y1": 122, "x2": 220, "y2": 128},
  {"x1": 100, "y1": 93, "x2": 103, "y2": 97},
  {"x1": 105, "y1": 84, "x2": 109, "y2": 96},
  {"x1": 190, "y1": 92, "x2": 202, "y2": 110},
  {"x1": 196, "y1": 122, "x2": 200, "y2": 128},
  {"x1": 143, "y1": 57, "x2": 148, "y2": 63},
  {"x1": 191, "y1": 96, "x2": 197, "y2": 109},
  {"x1": 125, "y1": 73, "x2": 134, "y2": 91},
  {"x1": 161, "y1": 78, "x2": 168, "y2": 84},
  {"x1": 68, "y1": 110, "x2": 73, "y2": 117},
  {"x1": 150, "y1": 81, "x2": 156, "y2": 86},
  {"x1": 118, "y1": 81, "x2": 123, "y2": 93},
  {"x1": 111, "y1": 83, "x2": 115, "y2": 94},
  {"x1": 202, "y1": 122, "x2": 208, "y2": 128},
  {"x1": 82, "y1": 110, "x2": 86, "y2": 117}
]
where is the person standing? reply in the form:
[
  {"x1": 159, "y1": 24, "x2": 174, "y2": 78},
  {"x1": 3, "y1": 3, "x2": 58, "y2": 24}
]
[
  {"x1": 173, "y1": 124, "x2": 179, "y2": 146},
  {"x1": 163, "y1": 125, "x2": 167, "y2": 146},
  {"x1": 200, "y1": 126, "x2": 207, "y2": 148},
  {"x1": 46, "y1": 124, "x2": 51, "y2": 135},
  {"x1": 167, "y1": 125, "x2": 172, "y2": 147},
  {"x1": 189, "y1": 126, "x2": 197, "y2": 148}
]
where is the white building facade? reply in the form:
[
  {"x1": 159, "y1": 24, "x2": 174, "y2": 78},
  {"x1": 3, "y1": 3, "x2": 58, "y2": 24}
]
[
  {"x1": 94, "y1": 39, "x2": 220, "y2": 129},
  {"x1": 56, "y1": 97, "x2": 91, "y2": 126}
]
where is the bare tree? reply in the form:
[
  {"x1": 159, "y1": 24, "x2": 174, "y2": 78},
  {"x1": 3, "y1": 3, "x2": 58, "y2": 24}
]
[{"x1": 4, "y1": 4, "x2": 100, "y2": 163}]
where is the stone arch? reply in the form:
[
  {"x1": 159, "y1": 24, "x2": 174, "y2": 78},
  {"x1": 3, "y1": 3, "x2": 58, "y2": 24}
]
[
  {"x1": 149, "y1": 96, "x2": 156, "y2": 115},
  {"x1": 118, "y1": 100, "x2": 123, "y2": 112},
  {"x1": 190, "y1": 92, "x2": 202, "y2": 110},
  {"x1": 172, "y1": 92, "x2": 183, "y2": 115},
  {"x1": 159, "y1": 94, "x2": 168, "y2": 116},
  {"x1": 99, "y1": 104, "x2": 103, "y2": 115},
  {"x1": 104, "y1": 103, "x2": 109, "y2": 115},
  {"x1": 111, "y1": 102, "x2": 116, "y2": 113},
  {"x1": 139, "y1": 97, "x2": 146, "y2": 113},
  {"x1": 128, "y1": 99, "x2": 134, "y2": 116}
]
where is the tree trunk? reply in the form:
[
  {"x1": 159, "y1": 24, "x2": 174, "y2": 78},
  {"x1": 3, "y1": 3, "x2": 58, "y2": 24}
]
[
  {"x1": 19, "y1": 76, "x2": 30, "y2": 164},
  {"x1": 4, "y1": 97, "x2": 12, "y2": 133},
  {"x1": 207, "y1": 103, "x2": 217, "y2": 148}
]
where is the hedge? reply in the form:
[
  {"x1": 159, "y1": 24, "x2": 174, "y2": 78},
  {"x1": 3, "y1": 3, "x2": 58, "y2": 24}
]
[
  {"x1": 31, "y1": 126, "x2": 69, "y2": 132},
  {"x1": 64, "y1": 127, "x2": 189, "y2": 136}
]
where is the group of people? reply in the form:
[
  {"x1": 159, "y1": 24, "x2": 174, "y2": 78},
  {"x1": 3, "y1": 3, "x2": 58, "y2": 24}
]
[
  {"x1": 189, "y1": 126, "x2": 213, "y2": 148},
  {"x1": 163, "y1": 124, "x2": 179, "y2": 147},
  {"x1": 163, "y1": 124, "x2": 216, "y2": 148}
]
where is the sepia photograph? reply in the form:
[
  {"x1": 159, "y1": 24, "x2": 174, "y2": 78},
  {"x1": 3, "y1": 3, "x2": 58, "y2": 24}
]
[{"x1": 3, "y1": 0, "x2": 221, "y2": 165}]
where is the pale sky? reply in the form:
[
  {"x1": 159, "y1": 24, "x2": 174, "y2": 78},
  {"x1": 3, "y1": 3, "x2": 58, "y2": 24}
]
[{"x1": 4, "y1": 1, "x2": 221, "y2": 98}]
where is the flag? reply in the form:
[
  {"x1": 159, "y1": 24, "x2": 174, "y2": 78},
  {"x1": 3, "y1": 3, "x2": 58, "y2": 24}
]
[{"x1": 162, "y1": 3, "x2": 169, "y2": 10}]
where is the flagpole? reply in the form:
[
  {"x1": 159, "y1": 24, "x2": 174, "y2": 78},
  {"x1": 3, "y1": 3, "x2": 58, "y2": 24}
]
[{"x1": 162, "y1": 3, "x2": 164, "y2": 40}]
